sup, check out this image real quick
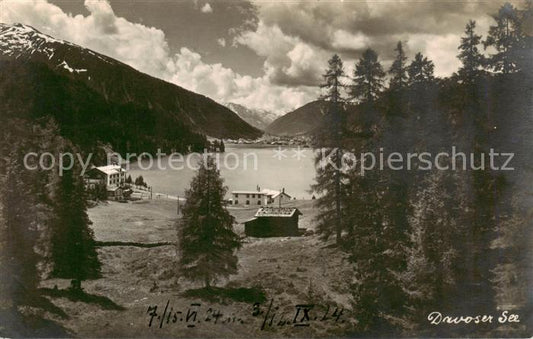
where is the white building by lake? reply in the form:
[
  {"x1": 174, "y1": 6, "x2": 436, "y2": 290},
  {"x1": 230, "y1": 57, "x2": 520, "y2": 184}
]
[
  {"x1": 85, "y1": 165, "x2": 127, "y2": 187},
  {"x1": 231, "y1": 187, "x2": 291, "y2": 206}
]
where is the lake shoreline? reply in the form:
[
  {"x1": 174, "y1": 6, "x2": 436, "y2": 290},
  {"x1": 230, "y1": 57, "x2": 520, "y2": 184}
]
[{"x1": 127, "y1": 146, "x2": 317, "y2": 200}]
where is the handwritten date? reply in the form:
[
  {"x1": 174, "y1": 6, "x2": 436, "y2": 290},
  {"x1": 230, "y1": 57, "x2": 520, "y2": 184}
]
[
  {"x1": 253, "y1": 299, "x2": 345, "y2": 330},
  {"x1": 147, "y1": 301, "x2": 244, "y2": 329}
]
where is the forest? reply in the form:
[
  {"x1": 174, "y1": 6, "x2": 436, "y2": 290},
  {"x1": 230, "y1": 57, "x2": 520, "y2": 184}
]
[{"x1": 311, "y1": 2, "x2": 531, "y2": 336}]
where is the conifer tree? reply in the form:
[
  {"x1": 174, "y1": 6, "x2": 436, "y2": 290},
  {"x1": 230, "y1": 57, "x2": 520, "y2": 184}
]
[
  {"x1": 347, "y1": 168, "x2": 408, "y2": 334},
  {"x1": 50, "y1": 143, "x2": 101, "y2": 284},
  {"x1": 400, "y1": 170, "x2": 467, "y2": 330},
  {"x1": 1, "y1": 147, "x2": 46, "y2": 304},
  {"x1": 0, "y1": 120, "x2": 57, "y2": 306},
  {"x1": 407, "y1": 52, "x2": 435, "y2": 84},
  {"x1": 457, "y1": 20, "x2": 484, "y2": 80},
  {"x1": 320, "y1": 54, "x2": 345, "y2": 104},
  {"x1": 484, "y1": 2, "x2": 524, "y2": 73},
  {"x1": 178, "y1": 156, "x2": 240, "y2": 288},
  {"x1": 349, "y1": 49, "x2": 385, "y2": 103},
  {"x1": 312, "y1": 54, "x2": 348, "y2": 245},
  {"x1": 135, "y1": 175, "x2": 145, "y2": 187},
  {"x1": 389, "y1": 41, "x2": 409, "y2": 90}
]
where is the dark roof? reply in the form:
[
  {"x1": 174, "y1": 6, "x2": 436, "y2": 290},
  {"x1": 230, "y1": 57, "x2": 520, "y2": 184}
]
[{"x1": 254, "y1": 207, "x2": 302, "y2": 218}]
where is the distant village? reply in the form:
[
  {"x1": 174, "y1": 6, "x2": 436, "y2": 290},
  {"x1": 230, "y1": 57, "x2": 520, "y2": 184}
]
[{"x1": 224, "y1": 135, "x2": 311, "y2": 147}]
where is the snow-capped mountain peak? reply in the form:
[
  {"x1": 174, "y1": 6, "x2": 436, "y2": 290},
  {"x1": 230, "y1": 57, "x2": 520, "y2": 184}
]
[
  {"x1": 0, "y1": 23, "x2": 116, "y2": 76},
  {"x1": 1, "y1": 23, "x2": 72, "y2": 59},
  {"x1": 224, "y1": 102, "x2": 277, "y2": 131},
  {"x1": 0, "y1": 23, "x2": 261, "y2": 140}
]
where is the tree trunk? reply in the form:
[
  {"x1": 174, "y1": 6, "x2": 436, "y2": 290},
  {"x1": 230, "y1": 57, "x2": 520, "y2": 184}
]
[
  {"x1": 333, "y1": 85, "x2": 342, "y2": 246},
  {"x1": 335, "y1": 148, "x2": 342, "y2": 245}
]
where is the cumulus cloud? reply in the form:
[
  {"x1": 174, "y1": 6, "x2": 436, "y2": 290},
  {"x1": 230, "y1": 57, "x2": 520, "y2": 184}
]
[
  {"x1": 200, "y1": 3, "x2": 213, "y2": 14},
  {"x1": 235, "y1": 21, "x2": 330, "y2": 86},
  {"x1": 0, "y1": 0, "x2": 316, "y2": 113},
  {"x1": 233, "y1": 0, "x2": 512, "y2": 85},
  {"x1": 0, "y1": 0, "x2": 516, "y2": 113},
  {"x1": 406, "y1": 34, "x2": 462, "y2": 77},
  {"x1": 168, "y1": 47, "x2": 317, "y2": 113},
  {"x1": 331, "y1": 30, "x2": 370, "y2": 52},
  {"x1": 84, "y1": 0, "x2": 118, "y2": 34},
  {"x1": 1, "y1": 0, "x2": 173, "y2": 79}
]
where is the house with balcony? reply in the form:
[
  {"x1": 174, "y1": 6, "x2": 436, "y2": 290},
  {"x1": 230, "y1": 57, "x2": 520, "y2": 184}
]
[
  {"x1": 84, "y1": 165, "x2": 127, "y2": 188},
  {"x1": 84, "y1": 165, "x2": 128, "y2": 200}
]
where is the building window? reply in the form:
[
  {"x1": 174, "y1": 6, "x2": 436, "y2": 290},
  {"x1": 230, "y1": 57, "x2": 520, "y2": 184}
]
[
  {"x1": 246, "y1": 200, "x2": 250, "y2": 205},
  {"x1": 257, "y1": 200, "x2": 261, "y2": 205},
  {"x1": 234, "y1": 194, "x2": 238, "y2": 198},
  {"x1": 234, "y1": 200, "x2": 238, "y2": 205},
  {"x1": 246, "y1": 194, "x2": 249, "y2": 198}
]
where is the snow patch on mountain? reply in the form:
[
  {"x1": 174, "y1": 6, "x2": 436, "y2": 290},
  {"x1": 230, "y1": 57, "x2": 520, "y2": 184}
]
[
  {"x1": 224, "y1": 102, "x2": 277, "y2": 131},
  {"x1": 0, "y1": 23, "x2": 75, "y2": 56},
  {"x1": 58, "y1": 60, "x2": 87, "y2": 73},
  {"x1": 0, "y1": 23, "x2": 116, "y2": 75}
]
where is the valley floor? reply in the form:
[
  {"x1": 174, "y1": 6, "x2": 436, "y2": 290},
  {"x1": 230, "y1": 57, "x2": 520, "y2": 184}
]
[{"x1": 39, "y1": 199, "x2": 356, "y2": 337}]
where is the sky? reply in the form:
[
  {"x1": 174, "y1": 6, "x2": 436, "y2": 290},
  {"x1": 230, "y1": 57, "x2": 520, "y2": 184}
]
[{"x1": 0, "y1": 0, "x2": 519, "y2": 115}]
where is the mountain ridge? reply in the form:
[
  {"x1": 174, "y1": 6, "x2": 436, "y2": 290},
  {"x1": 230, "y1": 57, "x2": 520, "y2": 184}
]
[
  {"x1": 0, "y1": 23, "x2": 261, "y2": 152},
  {"x1": 265, "y1": 100, "x2": 328, "y2": 136}
]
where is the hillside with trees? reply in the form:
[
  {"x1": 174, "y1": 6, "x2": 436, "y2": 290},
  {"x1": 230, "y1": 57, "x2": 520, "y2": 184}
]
[
  {"x1": 0, "y1": 118, "x2": 101, "y2": 335},
  {"x1": 312, "y1": 2, "x2": 532, "y2": 336},
  {"x1": 0, "y1": 23, "x2": 262, "y2": 157}
]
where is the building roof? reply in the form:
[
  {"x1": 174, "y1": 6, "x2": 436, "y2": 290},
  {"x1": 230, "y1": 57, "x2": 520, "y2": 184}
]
[
  {"x1": 261, "y1": 189, "x2": 291, "y2": 199},
  {"x1": 231, "y1": 188, "x2": 291, "y2": 199},
  {"x1": 232, "y1": 190, "x2": 267, "y2": 195},
  {"x1": 94, "y1": 165, "x2": 125, "y2": 176},
  {"x1": 254, "y1": 207, "x2": 301, "y2": 218}
]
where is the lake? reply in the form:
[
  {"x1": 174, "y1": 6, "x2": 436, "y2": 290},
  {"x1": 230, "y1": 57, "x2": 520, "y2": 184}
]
[{"x1": 128, "y1": 144, "x2": 317, "y2": 200}]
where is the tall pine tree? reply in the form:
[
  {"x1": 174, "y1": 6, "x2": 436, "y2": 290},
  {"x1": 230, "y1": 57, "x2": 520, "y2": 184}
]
[
  {"x1": 407, "y1": 52, "x2": 435, "y2": 85},
  {"x1": 457, "y1": 20, "x2": 484, "y2": 81},
  {"x1": 312, "y1": 54, "x2": 348, "y2": 245},
  {"x1": 349, "y1": 48, "x2": 385, "y2": 103},
  {"x1": 484, "y1": 2, "x2": 524, "y2": 73},
  {"x1": 178, "y1": 156, "x2": 240, "y2": 288},
  {"x1": 0, "y1": 120, "x2": 57, "y2": 308},
  {"x1": 50, "y1": 142, "x2": 101, "y2": 284},
  {"x1": 389, "y1": 41, "x2": 409, "y2": 90}
]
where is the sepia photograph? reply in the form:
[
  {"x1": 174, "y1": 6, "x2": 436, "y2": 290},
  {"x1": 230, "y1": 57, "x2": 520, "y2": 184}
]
[{"x1": 0, "y1": 0, "x2": 531, "y2": 337}]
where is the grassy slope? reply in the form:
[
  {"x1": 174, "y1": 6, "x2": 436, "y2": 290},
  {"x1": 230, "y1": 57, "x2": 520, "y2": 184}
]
[{"x1": 39, "y1": 199, "x2": 355, "y2": 337}]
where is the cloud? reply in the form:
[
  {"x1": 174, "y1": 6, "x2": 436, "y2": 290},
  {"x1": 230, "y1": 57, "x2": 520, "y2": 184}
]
[
  {"x1": 84, "y1": 0, "x2": 118, "y2": 34},
  {"x1": 0, "y1": 0, "x2": 316, "y2": 113},
  {"x1": 283, "y1": 42, "x2": 328, "y2": 85},
  {"x1": 1, "y1": 0, "x2": 173, "y2": 78},
  {"x1": 406, "y1": 34, "x2": 462, "y2": 77},
  {"x1": 200, "y1": 3, "x2": 212, "y2": 14},
  {"x1": 233, "y1": 0, "x2": 512, "y2": 84},
  {"x1": 235, "y1": 21, "x2": 330, "y2": 86},
  {"x1": 169, "y1": 47, "x2": 318, "y2": 113},
  {"x1": 331, "y1": 30, "x2": 370, "y2": 52},
  {"x1": 0, "y1": 0, "x2": 517, "y2": 113}
]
